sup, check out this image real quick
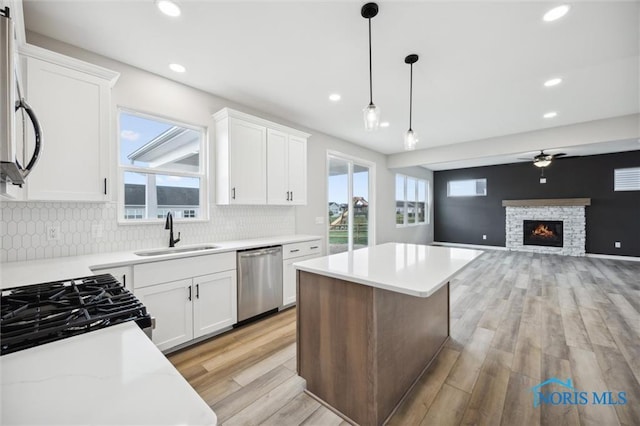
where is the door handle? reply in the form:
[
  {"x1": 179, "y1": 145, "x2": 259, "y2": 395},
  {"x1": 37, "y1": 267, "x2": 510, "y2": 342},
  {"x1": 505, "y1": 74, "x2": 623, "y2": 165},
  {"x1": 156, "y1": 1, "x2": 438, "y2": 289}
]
[
  {"x1": 196, "y1": 283, "x2": 199, "y2": 299},
  {"x1": 232, "y1": 187, "x2": 236, "y2": 200},
  {"x1": 188, "y1": 285, "x2": 192, "y2": 301},
  {"x1": 286, "y1": 191, "x2": 290, "y2": 201},
  {"x1": 290, "y1": 191, "x2": 293, "y2": 201},
  {"x1": 310, "y1": 246, "x2": 319, "y2": 250}
]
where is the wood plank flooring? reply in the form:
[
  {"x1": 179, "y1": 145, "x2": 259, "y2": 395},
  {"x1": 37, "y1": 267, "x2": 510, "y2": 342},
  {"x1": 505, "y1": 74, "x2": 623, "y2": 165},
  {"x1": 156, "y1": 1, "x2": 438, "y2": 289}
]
[{"x1": 168, "y1": 250, "x2": 640, "y2": 425}]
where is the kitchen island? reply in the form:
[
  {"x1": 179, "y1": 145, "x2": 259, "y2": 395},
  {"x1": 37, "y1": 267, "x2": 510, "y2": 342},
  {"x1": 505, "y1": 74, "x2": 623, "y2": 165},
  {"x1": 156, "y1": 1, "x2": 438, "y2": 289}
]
[{"x1": 294, "y1": 243, "x2": 483, "y2": 425}]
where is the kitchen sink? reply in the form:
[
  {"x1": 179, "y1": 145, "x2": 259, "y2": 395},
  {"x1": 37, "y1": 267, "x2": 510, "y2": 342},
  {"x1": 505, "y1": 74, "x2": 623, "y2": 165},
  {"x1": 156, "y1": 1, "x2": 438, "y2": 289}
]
[{"x1": 134, "y1": 245, "x2": 220, "y2": 257}]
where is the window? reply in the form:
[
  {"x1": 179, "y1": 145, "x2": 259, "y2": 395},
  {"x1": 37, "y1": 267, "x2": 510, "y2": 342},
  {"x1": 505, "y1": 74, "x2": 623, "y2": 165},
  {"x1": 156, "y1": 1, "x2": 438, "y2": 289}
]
[
  {"x1": 396, "y1": 174, "x2": 428, "y2": 226},
  {"x1": 119, "y1": 110, "x2": 207, "y2": 221},
  {"x1": 614, "y1": 167, "x2": 640, "y2": 191},
  {"x1": 447, "y1": 178, "x2": 487, "y2": 197}
]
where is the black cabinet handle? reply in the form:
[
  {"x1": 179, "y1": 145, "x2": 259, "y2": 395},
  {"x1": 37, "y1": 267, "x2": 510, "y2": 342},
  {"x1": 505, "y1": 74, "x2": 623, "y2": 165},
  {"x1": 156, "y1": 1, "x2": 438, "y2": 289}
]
[
  {"x1": 290, "y1": 249, "x2": 300, "y2": 253},
  {"x1": 291, "y1": 191, "x2": 293, "y2": 201},
  {"x1": 196, "y1": 284, "x2": 200, "y2": 299},
  {"x1": 104, "y1": 178, "x2": 107, "y2": 195},
  {"x1": 232, "y1": 187, "x2": 236, "y2": 200},
  {"x1": 188, "y1": 286, "x2": 192, "y2": 301},
  {"x1": 122, "y1": 275, "x2": 126, "y2": 288},
  {"x1": 286, "y1": 191, "x2": 290, "y2": 201},
  {"x1": 310, "y1": 246, "x2": 319, "y2": 250}
]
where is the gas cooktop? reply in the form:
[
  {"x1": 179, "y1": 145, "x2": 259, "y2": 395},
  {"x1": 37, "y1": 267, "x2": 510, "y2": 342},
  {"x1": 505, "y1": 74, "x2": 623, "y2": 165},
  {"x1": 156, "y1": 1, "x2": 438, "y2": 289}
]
[{"x1": 1, "y1": 274, "x2": 152, "y2": 355}]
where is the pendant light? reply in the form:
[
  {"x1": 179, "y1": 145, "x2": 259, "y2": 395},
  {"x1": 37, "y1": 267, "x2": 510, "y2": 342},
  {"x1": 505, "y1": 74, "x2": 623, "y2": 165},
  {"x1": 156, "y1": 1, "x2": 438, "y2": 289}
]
[
  {"x1": 361, "y1": 3, "x2": 380, "y2": 131},
  {"x1": 404, "y1": 54, "x2": 419, "y2": 150}
]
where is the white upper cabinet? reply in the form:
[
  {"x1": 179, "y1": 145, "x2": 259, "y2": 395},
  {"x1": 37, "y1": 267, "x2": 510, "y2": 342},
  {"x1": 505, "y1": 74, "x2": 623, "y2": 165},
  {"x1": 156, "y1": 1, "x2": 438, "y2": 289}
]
[
  {"x1": 214, "y1": 108, "x2": 309, "y2": 205},
  {"x1": 286, "y1": 135, "x2": 307, "y2": 205},
  {"x1": 20, "y1": 45, "x2": 119, "y2": 202}
]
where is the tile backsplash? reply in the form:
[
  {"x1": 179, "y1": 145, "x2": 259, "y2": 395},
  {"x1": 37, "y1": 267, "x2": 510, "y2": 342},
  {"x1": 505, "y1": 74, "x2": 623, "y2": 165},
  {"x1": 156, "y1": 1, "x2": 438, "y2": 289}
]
[{"x1": 0, "y1": 202, "x2": 296, "y2": 263}]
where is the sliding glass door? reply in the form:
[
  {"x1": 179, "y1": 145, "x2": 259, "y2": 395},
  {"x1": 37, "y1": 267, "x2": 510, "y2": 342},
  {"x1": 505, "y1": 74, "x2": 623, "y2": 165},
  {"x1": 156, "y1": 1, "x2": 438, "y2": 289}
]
[{"x1": 327, "y1": 153, "x2": 373, "y2": 254}]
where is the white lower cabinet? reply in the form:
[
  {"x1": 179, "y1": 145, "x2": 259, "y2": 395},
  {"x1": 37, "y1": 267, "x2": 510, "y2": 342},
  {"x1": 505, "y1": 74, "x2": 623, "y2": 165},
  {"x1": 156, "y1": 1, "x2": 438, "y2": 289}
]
[
  {"x1": 193, "y1": 271, "x2": 237, "y2": 338},
  {"x1": 136, "y1": 279, "x2": 194, "y2": 351},
  {"x1": 282, "y1": 240, "x2": 322, "y2": 307},
  {"x1": 132, "y1": 252, "x2": 237, "y2": 351}
]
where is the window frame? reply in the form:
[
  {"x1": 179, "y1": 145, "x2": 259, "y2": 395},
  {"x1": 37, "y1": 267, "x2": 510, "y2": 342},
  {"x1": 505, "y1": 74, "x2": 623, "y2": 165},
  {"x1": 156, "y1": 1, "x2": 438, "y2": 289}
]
[
  {"x1": 396, "y1": 174, "x2": 429, "y2": 227},
  {"x1": 446, "y1": 178, "x2": 487, "y2": 197},
  {"x1": 116, "y1": 108, "x2": 209, "y2": 224}
]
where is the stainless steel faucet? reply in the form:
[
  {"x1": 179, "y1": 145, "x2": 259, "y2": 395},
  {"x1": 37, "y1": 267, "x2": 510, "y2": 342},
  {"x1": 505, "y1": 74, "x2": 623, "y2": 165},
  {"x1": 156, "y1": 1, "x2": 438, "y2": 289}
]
[{"x1": 164, "y1": 212, "x2": 181, "y2": 248}]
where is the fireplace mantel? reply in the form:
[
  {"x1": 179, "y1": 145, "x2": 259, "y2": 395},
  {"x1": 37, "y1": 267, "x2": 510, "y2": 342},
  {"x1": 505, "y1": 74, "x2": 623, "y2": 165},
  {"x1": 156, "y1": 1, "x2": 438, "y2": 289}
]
[{"x1": 502, "y1": 198, "x2": 591, "y2": 207}]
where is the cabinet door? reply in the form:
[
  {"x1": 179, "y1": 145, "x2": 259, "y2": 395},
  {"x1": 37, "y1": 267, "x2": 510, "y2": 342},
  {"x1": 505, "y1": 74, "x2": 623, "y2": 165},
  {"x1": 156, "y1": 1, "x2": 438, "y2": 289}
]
[
  {"x1": 135, "y1": 279, "x2": 193, "y2": 351},
  {"x1": 282, "y1": 257, "x2": 297, "y2": 307},
  {"x1": 287, "y1": 136, "x2": 307, "y2": 205},
  {"x1": 229, "y1": 118, "x2": 267, "y2": 204},
  {"x1": 283, "y1": 253, "x2": 319, "y2": 307},
  {"x1": 266, "y1": 129, "x2": 289, "y2": 205},
  {"x1": 193, "y1": 271, "x2": 237, "y2": 338},
  {"x1": 24, "y1": 57, "x2": 109, "y2": 201},
  {"x1": 91, "y1": 266, "x2": 132, "y2": 290}
]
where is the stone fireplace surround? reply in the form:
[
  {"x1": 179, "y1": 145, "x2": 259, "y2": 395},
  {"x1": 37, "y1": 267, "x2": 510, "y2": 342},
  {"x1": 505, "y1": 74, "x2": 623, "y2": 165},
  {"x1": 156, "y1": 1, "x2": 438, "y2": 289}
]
[{"x1": 503, "y1": 198, "x2": 591, "y2": 257}]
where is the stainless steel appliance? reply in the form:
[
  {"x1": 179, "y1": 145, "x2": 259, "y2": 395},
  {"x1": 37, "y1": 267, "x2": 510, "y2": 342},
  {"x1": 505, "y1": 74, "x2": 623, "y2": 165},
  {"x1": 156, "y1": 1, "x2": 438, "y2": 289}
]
[
  {"x1": 0, "y1": 274, "x2": 153, "y2": 355},
  {"x1": 1, "y1": 6, "x2": 42, "y2": 187},
  {"x1": 237, "y1": 246, "x2": 283, "y2": 322}
]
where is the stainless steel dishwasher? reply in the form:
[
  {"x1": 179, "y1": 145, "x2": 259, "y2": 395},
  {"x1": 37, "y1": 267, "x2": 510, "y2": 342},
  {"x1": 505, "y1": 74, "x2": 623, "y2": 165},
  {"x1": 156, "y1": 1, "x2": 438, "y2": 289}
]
[{"x1": 237, "y1": 246, "x2": 283, "y2": 322}]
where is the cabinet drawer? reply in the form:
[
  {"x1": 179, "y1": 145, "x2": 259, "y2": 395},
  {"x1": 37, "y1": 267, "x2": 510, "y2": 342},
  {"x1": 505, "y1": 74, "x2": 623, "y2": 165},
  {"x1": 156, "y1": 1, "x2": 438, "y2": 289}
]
[
  {"x1": 134, "y1": 252, "x2": 236, "y2": 289},
  {"x1": 282, "y1": 240, "x2": 322, "y2": 260}
]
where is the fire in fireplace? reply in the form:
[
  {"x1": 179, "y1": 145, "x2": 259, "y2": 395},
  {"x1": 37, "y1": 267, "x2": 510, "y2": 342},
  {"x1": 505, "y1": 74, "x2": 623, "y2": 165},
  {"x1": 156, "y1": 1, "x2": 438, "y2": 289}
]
[{"x1": 523, "y1": 220, "x2": 563, "y2": 247}]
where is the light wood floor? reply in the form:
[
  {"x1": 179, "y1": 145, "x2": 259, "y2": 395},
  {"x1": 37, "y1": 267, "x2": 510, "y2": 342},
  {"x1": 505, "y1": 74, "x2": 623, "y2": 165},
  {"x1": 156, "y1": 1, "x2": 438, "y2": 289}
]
[{"x1": 168, "y1": 250, "x2": 640, "y2": 425}]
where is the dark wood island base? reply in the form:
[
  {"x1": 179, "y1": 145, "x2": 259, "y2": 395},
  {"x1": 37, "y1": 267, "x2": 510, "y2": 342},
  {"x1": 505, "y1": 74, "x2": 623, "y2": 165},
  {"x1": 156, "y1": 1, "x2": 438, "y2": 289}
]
[{"x1": 296, "y1": 270, "x2": 450, "y2": 426}]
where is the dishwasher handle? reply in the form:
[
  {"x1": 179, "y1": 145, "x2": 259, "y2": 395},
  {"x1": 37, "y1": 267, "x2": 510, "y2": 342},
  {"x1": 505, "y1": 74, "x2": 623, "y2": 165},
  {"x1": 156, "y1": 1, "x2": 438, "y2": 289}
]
[{"x1": 238, "y1": 248, "x2": 280, "y2": 258}]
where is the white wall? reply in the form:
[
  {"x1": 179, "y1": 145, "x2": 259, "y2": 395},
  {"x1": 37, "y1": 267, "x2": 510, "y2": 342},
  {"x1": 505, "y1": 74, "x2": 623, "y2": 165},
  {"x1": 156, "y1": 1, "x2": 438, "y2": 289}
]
[{"x1": 3, "y1": 32, "x2": 434, "y2": 262}]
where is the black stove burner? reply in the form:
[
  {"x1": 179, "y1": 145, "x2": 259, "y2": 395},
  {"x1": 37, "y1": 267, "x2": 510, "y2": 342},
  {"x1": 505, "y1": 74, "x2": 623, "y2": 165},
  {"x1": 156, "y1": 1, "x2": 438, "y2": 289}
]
[{"x1": 1, "y1": 274, "x2": 152, "y2": 355}]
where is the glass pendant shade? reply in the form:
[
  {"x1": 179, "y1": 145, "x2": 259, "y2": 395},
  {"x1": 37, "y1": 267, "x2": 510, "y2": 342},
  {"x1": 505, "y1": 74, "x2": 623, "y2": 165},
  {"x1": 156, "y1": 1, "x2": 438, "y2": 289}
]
[
  {"x1": 404, "y1": 129, "x2": 418, "y2": 151},
  {"x1": 363, "y1": 103, "x2": 381, "y2": 131},
  {"x1": 534, "y1": 159, "x2": 551, "y2": 168}
]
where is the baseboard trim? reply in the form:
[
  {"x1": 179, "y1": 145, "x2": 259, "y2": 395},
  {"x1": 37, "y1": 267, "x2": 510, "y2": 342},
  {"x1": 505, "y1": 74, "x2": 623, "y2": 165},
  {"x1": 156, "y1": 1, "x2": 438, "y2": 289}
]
[
  {"x1": 432, "y1": 242, "x2": 640, "y2": 261},
  {"x1": 432, "y1": 242, "x2": 507, "y2": 251},
  {"x1": 585, "y1": 253, "x2": 640, "y2": 262}
]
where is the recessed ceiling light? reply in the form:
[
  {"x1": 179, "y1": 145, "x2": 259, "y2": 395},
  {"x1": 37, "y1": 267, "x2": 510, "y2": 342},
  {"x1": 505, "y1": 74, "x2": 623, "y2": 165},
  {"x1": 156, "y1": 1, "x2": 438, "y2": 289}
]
[
  {"x1": 544, "y1": 78, "x2": 563, "y2": 87},
  {"x1": 380, "y1": 122, "x2": 390, "y2": 128},
  {"x1": 543, "y1": 111, "x2": 558, "y2": 119},
  {"x1": 156, "y1": 0, "x2": 181, "y2": 17},
  {"x1": 169, "y1": 63, "x2": 186, "y2": 73},
  {"x1": 329, "y1": 93, "x2": 341, "y2": 102},
  {"x1": 543, "y1": 5, "x2": 570, "y2": 22}
]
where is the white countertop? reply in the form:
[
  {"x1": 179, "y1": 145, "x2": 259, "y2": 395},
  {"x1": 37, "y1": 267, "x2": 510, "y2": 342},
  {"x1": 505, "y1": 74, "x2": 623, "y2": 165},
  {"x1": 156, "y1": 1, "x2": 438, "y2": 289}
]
[
  {"x1": 294, "y1": 243, "x2": 484, "y2": 298},
  {"x1": 0, "y1": 234, "x2": 321, "y2": 289},
  {"x1": 1, "y1": 322, "x2": 217, "y2": 425}
]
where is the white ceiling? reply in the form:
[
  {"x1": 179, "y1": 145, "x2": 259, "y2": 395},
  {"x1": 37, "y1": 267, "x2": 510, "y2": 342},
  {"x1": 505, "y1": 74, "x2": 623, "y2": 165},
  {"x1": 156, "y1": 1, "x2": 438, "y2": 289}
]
[{"x1": 22, "y1": 0, "x2": 640, "y2": 158}]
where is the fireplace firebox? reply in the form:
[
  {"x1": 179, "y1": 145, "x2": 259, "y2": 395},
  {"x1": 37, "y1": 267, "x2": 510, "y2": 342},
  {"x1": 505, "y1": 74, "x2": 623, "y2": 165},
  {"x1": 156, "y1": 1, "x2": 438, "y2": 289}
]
[{"x1": 523, "y1": 220, "x2": 563, "y2": 247}]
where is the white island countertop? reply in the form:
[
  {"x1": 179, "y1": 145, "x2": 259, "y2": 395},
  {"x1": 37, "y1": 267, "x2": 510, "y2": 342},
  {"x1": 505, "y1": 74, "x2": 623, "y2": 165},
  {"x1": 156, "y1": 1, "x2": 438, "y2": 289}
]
[
  {"x1": 1, "y1": 321, "x2": 217, "y2": 425},
  {"x1": 294, "y1": 243, "x2": 484, "y2": 298}
]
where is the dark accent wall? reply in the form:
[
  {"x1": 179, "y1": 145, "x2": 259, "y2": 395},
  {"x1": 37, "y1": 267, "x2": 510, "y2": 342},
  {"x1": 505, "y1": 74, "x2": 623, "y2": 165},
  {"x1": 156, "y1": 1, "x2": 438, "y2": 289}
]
[{"x1": 434, "y1": 150, "x2": 640, "y2": 257}]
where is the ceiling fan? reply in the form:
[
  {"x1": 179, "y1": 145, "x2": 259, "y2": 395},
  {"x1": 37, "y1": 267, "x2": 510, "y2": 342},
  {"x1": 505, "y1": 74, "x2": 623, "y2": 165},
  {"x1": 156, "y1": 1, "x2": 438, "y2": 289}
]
[{"x1": 519, "y1": 150, "x2": 567, "y2": 168}]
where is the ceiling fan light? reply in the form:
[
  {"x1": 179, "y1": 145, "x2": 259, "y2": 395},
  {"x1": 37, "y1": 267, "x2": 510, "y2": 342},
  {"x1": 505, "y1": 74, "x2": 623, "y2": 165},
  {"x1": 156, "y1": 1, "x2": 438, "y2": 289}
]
[
  {"x1": 363, "y1": 103, "x2": 380, "y2": 131},
  {"x1": 534, "y1": 159, "x2": 551, "y2": 168},
  {"x1": 404, "y1": 129, "x2": 418, "y2": 151}
]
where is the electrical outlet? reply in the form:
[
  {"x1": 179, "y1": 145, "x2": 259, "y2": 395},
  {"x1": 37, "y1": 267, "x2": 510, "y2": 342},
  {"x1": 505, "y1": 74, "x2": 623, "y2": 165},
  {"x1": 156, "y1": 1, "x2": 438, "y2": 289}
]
[
  {"x1": 315, "y1": 217, "x2": 324, "y2": 225},
  {"x1": 482, "y1": 235, "x2": 487, "y2": 240},
  {"x1": 47, "y1": 225, "x2": 60, "y2": 241},
  {"x1": 615, "y1": 241, "x2": 621, "y2": 248},
  {"x1": 91, "y1": 224, "x2": 104, "y2": 239}
]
